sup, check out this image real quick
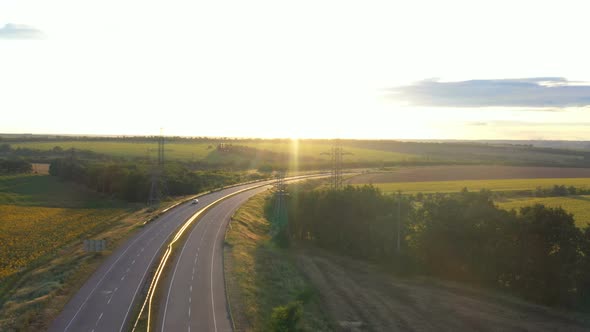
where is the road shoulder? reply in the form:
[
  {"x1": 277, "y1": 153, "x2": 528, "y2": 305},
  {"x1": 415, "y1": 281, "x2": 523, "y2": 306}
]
[{"x1": 224, "y1": 191, "x2": 332, "y2": 331}]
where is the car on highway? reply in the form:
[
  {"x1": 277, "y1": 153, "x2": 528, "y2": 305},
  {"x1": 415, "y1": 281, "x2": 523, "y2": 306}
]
[{"x1": 191, "y1": 198, "x2": 199, "y2": 205}]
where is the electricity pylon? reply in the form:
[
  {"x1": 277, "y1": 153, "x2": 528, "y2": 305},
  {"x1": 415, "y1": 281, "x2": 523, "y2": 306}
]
[
  {"x1": 321, "y1": 139, "x2": 352, "y2": 189},
  {"x1": 271, "y1": 171, "x2": 288, "y2": 235},
  {"x1": 148, "y1": 132, "x2": 168, "y2": 205}
]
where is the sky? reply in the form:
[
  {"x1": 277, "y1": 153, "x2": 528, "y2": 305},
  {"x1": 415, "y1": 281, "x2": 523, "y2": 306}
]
[{"x1": 2, "y1": 0, "x2": 590, "y2": 140}]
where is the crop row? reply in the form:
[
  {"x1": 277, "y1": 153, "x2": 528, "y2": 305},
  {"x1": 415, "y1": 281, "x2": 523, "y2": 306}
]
[{"x1": 0, "y1": 205, "x2": 125, "y2": 279}]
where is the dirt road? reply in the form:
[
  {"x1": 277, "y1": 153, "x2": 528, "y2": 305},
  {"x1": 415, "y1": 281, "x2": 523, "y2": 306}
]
[{"x1": 295, "y1": 247, "x2": 590, "y2": 332}]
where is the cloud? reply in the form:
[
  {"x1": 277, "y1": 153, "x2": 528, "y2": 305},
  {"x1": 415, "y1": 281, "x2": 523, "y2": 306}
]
[
  {"x1": 0, "y1": 23, "x2": 45, "y2": 40},
  {"x1": 389, "y1": 77, "x2": 590, "y2": 108}
]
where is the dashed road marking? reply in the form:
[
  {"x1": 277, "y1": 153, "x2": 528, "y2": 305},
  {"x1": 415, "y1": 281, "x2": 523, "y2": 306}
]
[{"x1": 95, "y1": 312, "x2": 103, "y2": 327}]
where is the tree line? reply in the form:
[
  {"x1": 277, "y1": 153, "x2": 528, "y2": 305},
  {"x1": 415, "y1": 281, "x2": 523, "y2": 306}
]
[
  {"x1": 49, "y1": 158, "x2": 264, "y2": 202},
  {"x1": 284, "y1": 185, "x2": 590, "y2": 310},
  {"x1": 0, "y1": 159, "x2": 32, "y2": 174}
]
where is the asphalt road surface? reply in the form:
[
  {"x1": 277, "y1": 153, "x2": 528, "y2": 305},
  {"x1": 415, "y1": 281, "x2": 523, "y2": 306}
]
[
  {"x1": 157, "y1": 186, "x2": 270, "y2": 332},
  {"x1": 49, "y1": 181, "x2": 275, "y2": 332}
]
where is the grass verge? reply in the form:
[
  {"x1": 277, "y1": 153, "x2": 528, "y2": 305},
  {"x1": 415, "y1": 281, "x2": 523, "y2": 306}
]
[{"x1": 224, "y1": 191, "x2": 332, "y2": 331}]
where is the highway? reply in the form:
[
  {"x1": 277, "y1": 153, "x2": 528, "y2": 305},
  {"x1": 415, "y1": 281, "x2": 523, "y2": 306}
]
[
  {"x1": 156, "y1": 186, "x2": 270, "y2": 332},
  {"x1": 48, "y1": 181, "x2": 275, "y2": 332}
]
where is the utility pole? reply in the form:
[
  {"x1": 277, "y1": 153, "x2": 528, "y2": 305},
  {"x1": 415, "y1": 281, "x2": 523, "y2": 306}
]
[{"x1": 397, "y1": 190, "x2": 401, "y2": 253}]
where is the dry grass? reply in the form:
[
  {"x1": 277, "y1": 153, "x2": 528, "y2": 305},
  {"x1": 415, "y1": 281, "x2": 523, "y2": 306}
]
[{"x1": 30, "y1": 163, "x2": 49, "y2": 175}]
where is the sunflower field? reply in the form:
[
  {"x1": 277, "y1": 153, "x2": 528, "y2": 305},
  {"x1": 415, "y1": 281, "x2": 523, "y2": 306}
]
[{"x1": 0, "y1": 205, "x2": 125, "y2": 279}]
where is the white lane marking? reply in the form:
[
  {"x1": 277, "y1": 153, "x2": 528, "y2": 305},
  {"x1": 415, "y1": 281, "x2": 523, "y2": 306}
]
[
  {"x1": 189, "y1": 297, "x2": 191, "y2": 303},
  {"x1": 189, "y1": 306, "x2": 191, "y2": 316},
  {"x1": 208, "y1": 194, "x2": 252, "y2": 332},
  {"x1": 161, "y1": 212, "x2": 211, "y2": 331},
  {"x1": 119, "y1": 233, "x2": 176, "y2": 332},
  {"x1": 59, "y1": 195, "x2": 195, "y2": 332},
  {"x1": 95, "y1": 312, "x2": 104, "y2": 326},
  {"x1": 211, "y1": 215, "x2": 229, "y2": 332},
  {"x1": 126, "y1": 268, "x2": 130, "y2": 273},
  {"x1": 61, "y1": 218, "x2": 163, "y2": 332},
  {"x1": 141, "y1": 247, "x2": 145, "y2": 252},
  {"x1": 132, "y1": 260, "x2": 136, "y2": 265},
  {"x1": 107, "y1": 287, "x2": 118, "y2": 304},
  {"x1": 121, "y1": 275, "x2": 125, "y2": 281},
  {"x1": 190, "y1": 285, "x2": 192, "y2": 292}
]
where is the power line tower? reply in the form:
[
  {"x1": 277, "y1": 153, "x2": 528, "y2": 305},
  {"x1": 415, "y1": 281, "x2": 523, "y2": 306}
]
[
  {"x1": 271, "y1": 171, "x2": 288, "y2": 236},
  {"x1": 321, "y1": 139, "x2": 352, "y2": 190},
  {"x1": 148, "y1": 133, "x2": 168, "y2": 206}
]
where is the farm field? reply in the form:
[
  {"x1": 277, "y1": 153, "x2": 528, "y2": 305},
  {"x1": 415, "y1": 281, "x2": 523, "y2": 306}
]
[
  {"x1": 497, "y1": 196, "x2": 590, "y2": 228},
  {"x1": 0, "y1": 174, "x2": 130, "y2": 280},
  {"x1": 11, "y1": 141, "x2": 215, "y2": 161},
  {"x1": 0, "y1": 205, "x2": 125, "y2": 279},
  {"x1": 347, "y1": 165, "x2": 590, "y2": 184},
  {"x1": 11, "y1": 139, "x2": 419, "y2": 164},
  {"x1": 364, "y1": 178, "x2": 590, "y2": 194},
  {"x1": 240, "y1": 140, "x2": 417, "y2": 163}
]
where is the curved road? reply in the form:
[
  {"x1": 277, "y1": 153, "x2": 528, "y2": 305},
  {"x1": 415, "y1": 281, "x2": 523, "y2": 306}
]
[
  {"x1": 156, "y1": 186, "x2": 270, "y2": 332},
  {"x1": 49, "y1": 181, "x2": 276, "y2": 332}
]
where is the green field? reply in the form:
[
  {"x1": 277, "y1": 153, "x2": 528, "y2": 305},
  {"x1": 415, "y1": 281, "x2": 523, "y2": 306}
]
[
  {"x1": 0, "y1": 174, "x2": 129, "y2": 208},
  {"x1": 12, "y1": 141, "x2": 215, "y2": 161},
  {"x1": 367, "y1": 178, "x2": 590, "y2": 194},
  {"x1": 240, "y1": 140, "x2": 417, "y2": 163},
  {"x1": 497, "y1": 196, "x2": 590, "y2": 228},
  {"x1": 12, "y1": 139, "x2": 418, "y2": 164}
]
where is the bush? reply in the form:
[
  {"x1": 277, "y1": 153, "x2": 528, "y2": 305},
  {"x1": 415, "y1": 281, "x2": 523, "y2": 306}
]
[{"x1": 270, "y1": 301, "x2": 303, "y2": 332}]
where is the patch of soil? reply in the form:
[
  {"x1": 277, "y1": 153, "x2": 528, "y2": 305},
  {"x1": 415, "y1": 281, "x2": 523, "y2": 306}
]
[
  {"x1": 347, "y1": 166, "x2": 590, "y2": 184},
  {"x1": 294, "y1": 246, "x2": 590, "y2": 332}
]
